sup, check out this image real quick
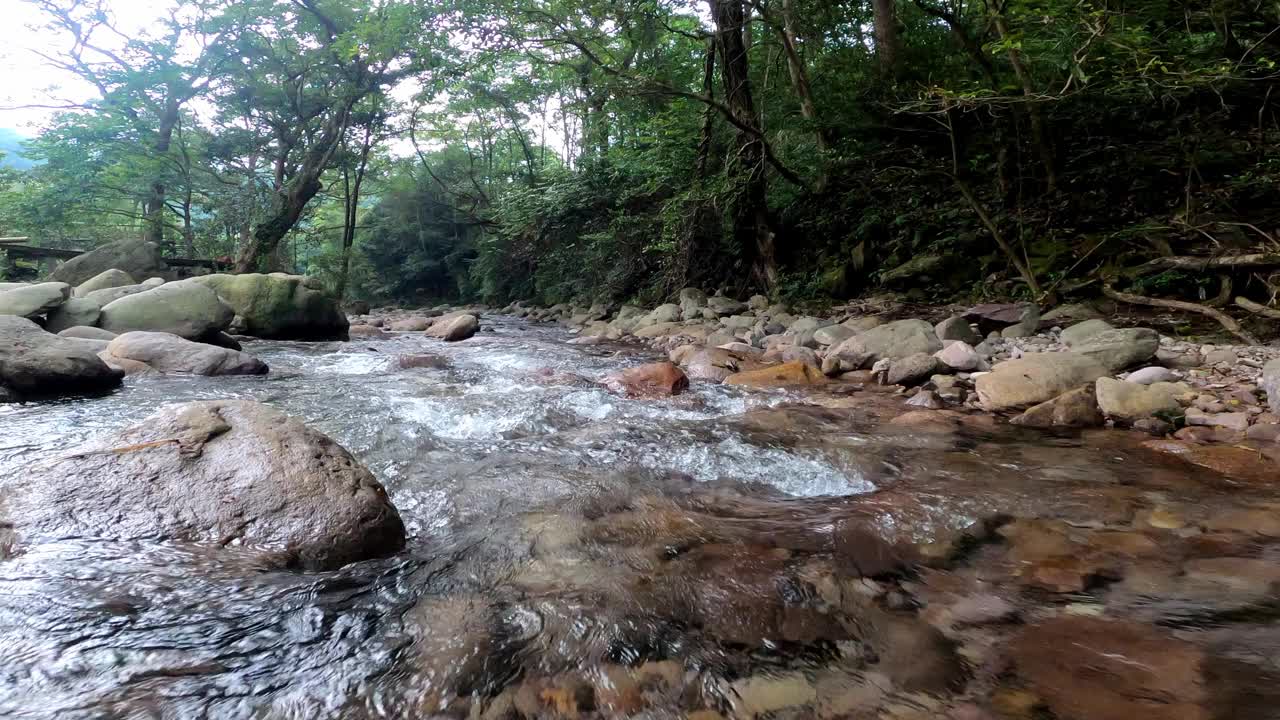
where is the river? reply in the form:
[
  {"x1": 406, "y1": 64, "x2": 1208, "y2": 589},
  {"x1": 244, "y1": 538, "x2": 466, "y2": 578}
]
[{"x1": 1, "y1": 315, "x2": 1276, "y2": 718}]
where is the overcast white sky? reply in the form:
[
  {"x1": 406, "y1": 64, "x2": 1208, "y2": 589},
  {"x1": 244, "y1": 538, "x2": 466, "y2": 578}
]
[{"x1": 0, "y1": 0, "x2": 180, "y2": 133}]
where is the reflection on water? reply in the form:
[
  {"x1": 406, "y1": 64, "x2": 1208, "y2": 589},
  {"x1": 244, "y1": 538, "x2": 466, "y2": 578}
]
[{"x1": 1, "y1": 317, "x2": 1277, "y2": 718}]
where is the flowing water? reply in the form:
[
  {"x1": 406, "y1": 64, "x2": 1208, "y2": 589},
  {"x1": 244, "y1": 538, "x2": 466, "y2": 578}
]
[{"x1": 2, "y1": 316, "x2": 1278, "y2": 719}]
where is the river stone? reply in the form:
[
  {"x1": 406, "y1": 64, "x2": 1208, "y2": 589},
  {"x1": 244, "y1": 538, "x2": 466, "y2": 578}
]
[
  {"x1": 813, "y1": 325, "x2": 854, "y2": 347},
  {"x1": 885, "y1": 352, "x2": 939, "y2": 386},
  {"x1": 1263, "y1": 359, "x2": 1280, "y2": 413},
  {"x1": 643, "y1": 304, "x2": 682, "y2": 327},
  {"x1": 721, "y1": 314, "x2": 756, "y2": 331},
  {"x1": 73, "y1": 269, "x2": 136, "y2": 297},
  {"x1": 1072, "y1": 327, "x2": 1160, "y2": 371},
  {"x1": 1000, "y1": 305, "x2": 1042, "y2": 338},
  {"x1": 706, "y1": 296, "x2": 747, "y2": 316},
  {"x1": 821, "y1": 319, "x2": 942, "y2": 375},
  {"x1": 1125, "y1": 366, "x2": 1177, "y2": 385},
  {"x1": 0, "y1": 400, "x2": 405, "y2": 569},
  {"x1": 99, "y1": 279, "x2": 234, "y2": 340},
  {"x1": 1011, "y1": 385, "x2": 1104, "y2": 428},
  {"x1": 1095, "y1": 377, "x2": 1186, "y2": 423},
  {"x1": 0, "y1": 282, "x2": 70, "y2": 318},
  {"x1": 191, "y1": 274, "x2": 348, "y2": 340},
  {"x1": 788, "y1": 316, "x2": 829, "y2": 334},
  {"x1": 49, "y1": 239, "x2": 166, "y2": 287},
  {"x1": 102, "y1": 332, "x2": 269, "y2": 376},
  {"x1": 602, "y1": 362, "x2": 688, "y2": 398},
  {"x1": 976, "y1": 353, "x2": 1109, "y2": 411},
  {"x1": 842, "y1": 316, "x2": 885, "y2": 333},
  {"x1": 44, "y1": 296, "x2": 101, "y2": 333},
  {"x1": 0, "y1": 315, "x2": 123, "y2": 399},
  {"x1": 935, "y1": 341, "x2": 984, "y2": 371},
  {"x1": 934, "y1": 316, "x2": 980, "y2": 344},
  {"x1": 426, "y1": 313, "x2": 480, "y2": 342},
  {"x1": 57, "y1": 325, "x2": 118, "y2": 341},
  {"x1": 725, "y1": 361, "x2": 825, "y2": 388},
  {"x1": 1060, "y1": 318, "x2": 1115, "y2": 346},
  {"x1": 1010, "y1": 617, "x2": 1205, "y2": 720},
  {"x1": 390, "y1": 317, "x2": 432, "y2": 331},
  {"x1": 82, "y1": 283, "x2": 152, "y2": 306},
  {"x1": 677, "y1": 347, "x2": 742, "y2": 382}
]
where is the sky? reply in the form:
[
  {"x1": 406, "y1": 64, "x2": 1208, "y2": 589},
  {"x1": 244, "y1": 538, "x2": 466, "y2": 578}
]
[{"x1": 0, "y1": 0, "x2": 178, "y2": 135}]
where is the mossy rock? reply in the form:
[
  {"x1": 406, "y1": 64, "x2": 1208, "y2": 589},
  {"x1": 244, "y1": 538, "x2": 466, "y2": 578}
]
[{"x1": 192, "y1": 274, "x2": 349, "y2": 340}]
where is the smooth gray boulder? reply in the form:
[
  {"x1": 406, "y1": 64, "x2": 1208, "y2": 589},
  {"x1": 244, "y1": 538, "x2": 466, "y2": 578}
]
[
  {"x1": 191, "y1": 274, "x2": 348, "y2": 341},
  {"x1": 44, "y1": 296, "x2": 101, "y2": 333},
  {"x1": 1263, "y1": 359, "x2": 1280, "y2": 414},
  {"x1": 935, "y1": 316, "x2": 981, "y2": 344},
  {"x1": 1060, "y1": 319, "x2": 1115, "y2": 346},
  {"x1": 57, "y1": 326, "x2": 118, "y2": 341},
  {"x1": 706, "y1": 296, "x2": 748, "y2": 316},
  {"x1": 975, "y1": 353, "x2": 1109, "y2": 411},
  {"x1": 0, "y1": 282, "x2": 70, "y2": 318},
  {"x1": 102, "y1": 332, "x2": 268, "y2": 376},
  {"x1": 0, "y1": 316, "x2": 123, "y2": 399},
  {"x1": 813, "y1": 325, "x2": 855, "y2": 347},
  {"x1": 73, "y1": 269, "x2": 135, "y2": 297},
  {"x1": 99, "y1": 279, "x2": 234, "y2": 339},
  {"x1": 0, "y1": 400, "x2": 405, "y2": 570},
  {"x1": 1071, "y1": 327, "x2": 1159, "y2": 372},
  {"x1": 49, "y1": 239, "x2": 165, "y2": 287},
  {"x1": 822, "y1": 319, "x2": 942, "y2": 375}
]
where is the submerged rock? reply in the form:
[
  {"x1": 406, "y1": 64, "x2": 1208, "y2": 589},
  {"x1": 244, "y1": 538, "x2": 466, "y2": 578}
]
[
  {"x1": 1, "y1": 400, "x2": 405, "y2": 569},
  {"x1": 101, "y1": 331, "x2": 269, "y2": 376},
  {"x1": 0, "y1": 315, "x2": 123, "y2": 400},
  {"x1": 603, "y1": 362, "x2": 689, "y2": 398},
  {"x1": 1011, "y1": 385, "x2": 1103, "y2": 428}
]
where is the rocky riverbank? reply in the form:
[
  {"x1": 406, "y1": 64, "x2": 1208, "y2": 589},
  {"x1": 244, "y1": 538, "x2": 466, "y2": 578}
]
[{"x1": 465, "y1": 291, "x2": 1280, "y2": 484}]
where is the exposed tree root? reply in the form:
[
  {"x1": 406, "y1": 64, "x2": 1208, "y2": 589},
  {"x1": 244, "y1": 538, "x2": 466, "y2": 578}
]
[
  {"x1": 1133, "y1": 254, "x2": 1280, "y2": 274},
  {"x1": 1102, "y1": 283, "x2": 1260, "y2": 345},
  {"x1": 1234, "y1": 296, "x2": 1280, "y2": 320}
]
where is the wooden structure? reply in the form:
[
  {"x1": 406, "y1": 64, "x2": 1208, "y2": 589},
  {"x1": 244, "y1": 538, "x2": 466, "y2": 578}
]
[{"x1": 0, "y1": 237, "x2": 229, "y2": 278}]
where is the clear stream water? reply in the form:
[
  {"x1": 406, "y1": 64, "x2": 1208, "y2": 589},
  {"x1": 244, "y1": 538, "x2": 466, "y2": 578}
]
[{"x1": 0, "y1": 317, "x2": 1272, "y2": 718}]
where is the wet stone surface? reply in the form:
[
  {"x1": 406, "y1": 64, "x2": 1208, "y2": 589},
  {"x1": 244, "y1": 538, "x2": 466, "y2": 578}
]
[{"x1": 1, "y1": 315, "x2": 1279, "y2": 718}]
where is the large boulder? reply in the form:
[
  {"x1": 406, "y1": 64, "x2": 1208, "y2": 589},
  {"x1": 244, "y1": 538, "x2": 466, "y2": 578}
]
[
  {"x1": 49, "y1": 239, "x2": 165, "y2": 287},
  {"x1": 821, "y1": 319, "x2": 942, "y2": 375},
  {"x1": 98, "y1": 279, "x2": 234, "y2": 340},
  {"x1": 0, "y1": 400, "x2": 405, "y2": 569},
  {"x1": 1011, "y1": 385, "x2": 1104, "y2": 428},
  {"x1": 674, "y1": 346, "x2": 749, "y2": 382},
  {"x1": 191, "y1": 273, "x2": 349, "y2": 340},
  {"x1": 1262, "y1": 359, "x2": 1280, "y2": 414},
  {"x1": 426, "y1": 313, "x2": 480, "y2": 342},
  {"x1": 0, "y1": 315, "x2": 123, "y2": 399},
  {"x1": 1059, "y1": 318, "x2": 1114, "y2": 346},
  {"x1": 102, "y1": 331, "x2": 269, "y2": 376},
  {"x1": 1070, "y1": 327, "x2": 1160, "y2": 372},
  {"x1": 1095, "y1": 377, "x2": 1186, "y2": 423},
  {"x1": 73, "y1": 269, "x2": 136, "y2": 297},
  {"x1": 975, "y1": 353, "x2": 1109, "y2": 411},
  {"x1": 934, "y1": 316, "x2": 981, "y2": 344},
  {"x1": 0, "y1": 282, "x2": 70, "y2": 319},
  {"x1": 82, "y1": 282, "x2": 157, "y2": 307},
  {"x1": 44, "y1": 297, "x2": 101, "y2": 333},
  {"x1": 57, "y1": 326, "x2": 117, "y2": 341},
  {"x1": 706, "y1": 295, "x2": 748, "y2": 316}
]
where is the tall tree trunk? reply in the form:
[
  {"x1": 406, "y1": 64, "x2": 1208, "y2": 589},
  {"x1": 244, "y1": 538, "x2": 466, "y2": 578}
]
[
  {"x1": 777, "y1": 0, "x2": 830, "y2": 189},
  {"x1": 143, "y1": 96, "x2": 180, "y2": 247},
  {"x1": 707, "y1": 0, "x2": 777, "y2": 292},
  {"x1": 993, "y1": 12, "x2": 1057, "y2": 193},
  {"x1": 336, "y1": 127, "x2": 373, "y2": 302},
  {"x1": 234, "y1": 105, "x2": 352, "y2": 273},
  {"x1": 872, "y1": 0, "x2": 902, "y2": 79}
]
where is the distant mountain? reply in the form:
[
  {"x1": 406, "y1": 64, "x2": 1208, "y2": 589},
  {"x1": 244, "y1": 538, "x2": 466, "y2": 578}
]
[{"x1": 0, "y1": 128, "x2": 36, "y2": 170}]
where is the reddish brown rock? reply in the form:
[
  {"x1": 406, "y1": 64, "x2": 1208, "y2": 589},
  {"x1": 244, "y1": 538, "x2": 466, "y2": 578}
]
[
  {"x1": 602, "y1": 362, "x2": 689, "y2": 398},
  {"x1": 1011, "y1": 617, "x2": 1206, "y2": 720},
  {"x1": 724, "y1": 361, "x2": 826, "y2": 388},
  {"x1": 1141, "y1": 439, "x2": 1279, "y2": 485}
]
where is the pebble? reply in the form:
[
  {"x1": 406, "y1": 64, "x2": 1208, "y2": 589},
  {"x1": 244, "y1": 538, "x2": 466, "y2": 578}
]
[{"x1": 1124, "y1": 366, "x2": 1177, "y2": 385}]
